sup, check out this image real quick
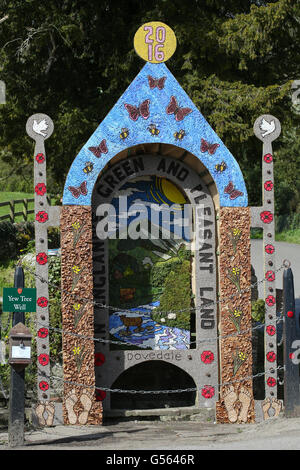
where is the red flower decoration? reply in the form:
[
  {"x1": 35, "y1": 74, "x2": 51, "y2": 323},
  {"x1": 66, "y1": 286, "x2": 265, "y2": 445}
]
[
  {"x1": 36, "y1": 252, "x2": 48, "y2": 265},
  {"x1": 287, "y1": 310, "x2": 294, "y2": 318},
  {"x1": 95, "y1": 352, "x2": 106, "y2": 367},
  {"x1": 266, "y1": 295, "x2": 276, "y2": 307},
  {"x1": 264, "y1": 153, "x2": 273, "y2": 164},
  {"x1": 267, "y1": 377, "x2": 276, "y2": 387},
  {"x1": 265, "y1": 244, "x2": 275, "y2": 255},
  {"x1": 266, "y1": 325, "x2": 276, "y2": 336},
  {"x1": 201, "y1": 385, "x2": 215, "y2": 399},
  {"x1": 264, "y1": 180, "x2": 274, "y2": 191},
  {"x1": 39, "y1": 381, "x2": 49, "y2": 391},
  {"x1": 95, "y1": 390, "x2": 106, "y2": 401},
  {"x1": 266, "y1": 351, "x2": 276, "y2": 362},
  {"x1": 38, "y1": 354, "x2": 49, "y2": 366},
  {"x1": 36, "y1": 153, "x2": 45, "y2": 164},
  {"x1": 265, "y1": 271, "x2": 275, "y2": 282},
  {"x1": 36, "y1": 211, "x2": 48, "y2": 223},
  {"x1": 37, "y1": 297, "x2": 48, "y2": 308},
  {"x1": 38, "y1": 328, "x2": 49, "y2": 338},
  {"x1": 35, "y1": 183, "x2": 47, "y2": 196},
  {"x1": 289, "y1": 352, "x2": 295, "y2": 360},
  {"x1": 260, "y1": 211, "x2": 273, "y2": 224},
  {"x1": 201, "y1": 351, "x2": 214, "y2": 364}
]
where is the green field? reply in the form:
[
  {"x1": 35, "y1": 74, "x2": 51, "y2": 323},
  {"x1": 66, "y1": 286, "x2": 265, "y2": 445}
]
[
  {"x1": 251, "y1": 227, "x2": 300, "y2": 244},
  {"x1": 0, "y1": 192, "x2": 35, "y2": 222},
  {"x1": 275, "y1": 228, "x2": 300, "y2": 244}
]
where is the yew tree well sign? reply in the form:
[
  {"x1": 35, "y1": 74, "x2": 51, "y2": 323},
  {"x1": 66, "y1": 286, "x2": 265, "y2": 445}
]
[{"x1": 2, "y1": 288, "x2": 36, "y2": 313}]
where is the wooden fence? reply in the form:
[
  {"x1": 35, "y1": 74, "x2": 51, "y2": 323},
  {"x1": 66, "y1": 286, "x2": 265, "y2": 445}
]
[{"x1": 0, "y1": 197, "x2": 50, "y2": 223}]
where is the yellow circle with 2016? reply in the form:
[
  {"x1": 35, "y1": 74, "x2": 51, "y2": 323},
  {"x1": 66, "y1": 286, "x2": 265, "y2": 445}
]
[{"x1": 134, "y1": 22, "x2": 177, "y2": 63}]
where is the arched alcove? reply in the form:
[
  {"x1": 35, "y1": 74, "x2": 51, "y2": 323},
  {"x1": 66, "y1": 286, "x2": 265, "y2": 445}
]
[
  {"x1": 92, "y1": 152, "x2": 218, "y2": 410},
  {"x1": 110, "y1": 361, "x2": 196, "y2": 410}
]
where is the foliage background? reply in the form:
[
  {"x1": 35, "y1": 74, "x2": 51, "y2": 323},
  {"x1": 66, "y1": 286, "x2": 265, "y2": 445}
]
[{"x1": 0, "y1": 0, "x2": 300, "y2": 226}]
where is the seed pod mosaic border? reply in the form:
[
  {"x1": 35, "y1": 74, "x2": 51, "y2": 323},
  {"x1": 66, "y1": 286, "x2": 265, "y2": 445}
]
[{"x1": 60, "y1": 206, "x2": 103, "y2": 425}]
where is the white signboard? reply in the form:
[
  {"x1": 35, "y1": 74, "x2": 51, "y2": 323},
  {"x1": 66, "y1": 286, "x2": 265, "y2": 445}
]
[{"x1": 11, "y1": 345, "x2": 31, "y2": 359}]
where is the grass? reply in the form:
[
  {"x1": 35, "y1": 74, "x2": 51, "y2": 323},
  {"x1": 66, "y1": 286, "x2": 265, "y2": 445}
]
[
  {"x1": 0, "y1": 191, "x2": 34, "y2": 222},
  {"x1": 275, "y1": 229, "x2": 300, "y2": 244},
  {"x1": 251, "y1": 228, "x2": 300, "y2": 244},
  {"x1": 0, "y1": 258, "x2": 16, "y2": 297}
]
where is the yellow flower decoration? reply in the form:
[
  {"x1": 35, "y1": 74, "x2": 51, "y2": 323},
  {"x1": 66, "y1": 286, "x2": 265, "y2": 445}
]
[
  {"x1": 232, "y1": 267, "x2": 240, "y2": 276},
  {"x1": 238, "y1": 352, "x2": 247, "y2": 361},
  {"x1": 232, "y1": 228, "x2": 241, "y2": 236},
  {"x1": 233, "y1": 309, "x2": 242, "y2": 318},
  {"x1": 72, "y1": 265, "x2": 81, "y2": 275},
  {"x1": 73, "y1": 303, "x2": 81, "y2": 311},
  {"x1": 72, "y1": 222, "x2": 81, "y2": 230},
  {"x1": 73, "y1": 346, "x2": 80, "y2": 355}
]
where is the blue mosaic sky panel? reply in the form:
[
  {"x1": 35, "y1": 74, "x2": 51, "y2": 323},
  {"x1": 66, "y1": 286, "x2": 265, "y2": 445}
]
[{"x1": 62, "y1": 62, "x2": 248, "y2": 207}]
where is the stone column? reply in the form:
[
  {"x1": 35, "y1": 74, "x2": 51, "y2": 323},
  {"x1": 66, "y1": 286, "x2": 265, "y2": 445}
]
[
  {"x1": 216, "y1": 207, "x2": 254, "y2": 423},
  {"x1": 61, "y1": 206, "x2": 103, "y2": 425}
]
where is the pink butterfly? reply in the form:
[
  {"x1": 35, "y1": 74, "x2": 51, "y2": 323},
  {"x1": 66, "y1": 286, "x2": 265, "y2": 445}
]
[
  {"x1": 124, "y1": 99, "x2": 150, "y2": 121},
  {"x1": 200, "y1": 138, "x2": 220, "y2": 155},
  {"x1": 148, "y1": 75, "x2": 166, "y2": 90},
  {"x1": 68, "y1": 181, "x2": 88, "y2": 199},
  {"x1": 166, "y1": 96, "x2": 192, "y2": 121},
  {"x1": 224, "y1": 181, "x2": 243, "y2": 200},
  {"x1": 88, "y1": 139, "x2": 108, "y2": 158}
]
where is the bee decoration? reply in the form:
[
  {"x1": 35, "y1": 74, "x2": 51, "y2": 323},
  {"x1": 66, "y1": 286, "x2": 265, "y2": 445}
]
[
  {"x1": 215, "y1": 161, "x2": 227, "y2": 173},
  {"x1": 83, "y1": 161, "x2": 94, "y2": 174},
  {"x1": 120, "y1": 128, "x2": 129, "y2": 140},
  {"x1": 148, "y1": 124, "x2": 160, "y2": 136},
  {"x1": 174, "y1": 129, "x2": 186, "y2": 140}
]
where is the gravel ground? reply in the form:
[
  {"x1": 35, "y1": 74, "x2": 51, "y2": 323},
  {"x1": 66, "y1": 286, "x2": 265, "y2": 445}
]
[{"x1": 0, "y1": 415, "x2": 300, "y2": 451}]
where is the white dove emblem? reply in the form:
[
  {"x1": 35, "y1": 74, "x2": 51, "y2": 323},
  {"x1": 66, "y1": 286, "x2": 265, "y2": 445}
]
[
  {"x1": 259, "y1": 118, "x2": 275, "y2": 138},
  {"x1": 32, "y1": 119, "x2": 48, "y2": 137}
]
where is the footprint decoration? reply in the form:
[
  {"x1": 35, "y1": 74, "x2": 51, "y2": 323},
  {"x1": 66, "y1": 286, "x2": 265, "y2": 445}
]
[
  {"x1": 65, "y1": 388, "x2": 78, "y2": 425},
  {"x1": 261, "y1": 397, "x2": 282, "y2": 420},
  {"x1": 238, "y1": 387, "x2": 252, "y2": 423},
  {"x1": 222, "y1": 385, "x2": 253, "y2": 423},
  {"x1": 65, "y1": 388, "x2": 93, "y2": 425},
  {"x1": 78, "y1": 390, "x2": 93, "y2": 425},
  {"x1": 223, "y1": 385, "x2": 238, "y2": 423},
  {"x1": 35, "y1": 401, "x2": 55, "y2": 427}
]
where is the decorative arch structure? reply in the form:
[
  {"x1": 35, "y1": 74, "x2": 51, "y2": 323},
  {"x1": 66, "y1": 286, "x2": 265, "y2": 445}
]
[
  {"x1": 62, "y1": 62, "x2": 248, "y2": 208},
  {"x1": 27, "y1": 24, "x2": 282, "y2": 427},
  {"x1": 58, "y1": 60, "x2": 254, "y2": 425}
]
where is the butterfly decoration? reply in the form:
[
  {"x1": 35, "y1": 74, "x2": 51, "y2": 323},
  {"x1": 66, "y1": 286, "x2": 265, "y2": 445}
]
[
  {"x1": 224, "y1": 181, "x2": 244, "y2": 200},
  {"x1": 88, "y1": 139, "x2": 108, "y2": 158},
  {"x1": 215, "y1": 161, "x2": 227, "y2": 173},
  {"x1": 200, "y1": 138, "x2": 220, "y2": 155},
  {"x1": 68, "y1": 181, "x2": 88, "y2": 199},
  {"x1": 148, "y1": 75, "x2": 167, "y2": 90},
  {"x1": 124, "y1": 99, "x2": 150, "y2": 121},
  {"x1": 166, "y1": 96, "x2": 192, "y2": 122}
]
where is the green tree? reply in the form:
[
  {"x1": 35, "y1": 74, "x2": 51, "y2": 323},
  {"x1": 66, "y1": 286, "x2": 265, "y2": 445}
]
[
  {"x1": 0, "y1": 0, "x2": 299, "y2": 213},
  {"x1": 152, "y1": 259, "x2": 192, "y2": 330}
]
